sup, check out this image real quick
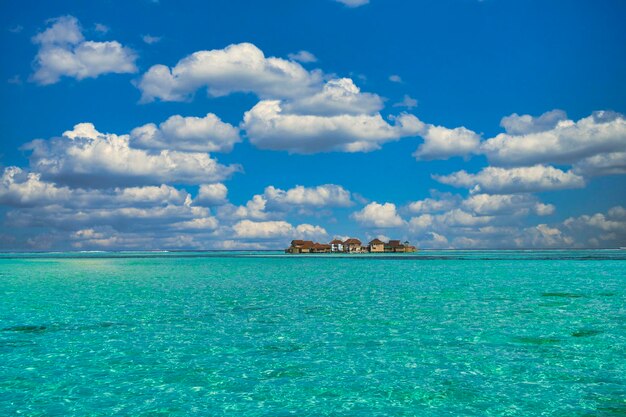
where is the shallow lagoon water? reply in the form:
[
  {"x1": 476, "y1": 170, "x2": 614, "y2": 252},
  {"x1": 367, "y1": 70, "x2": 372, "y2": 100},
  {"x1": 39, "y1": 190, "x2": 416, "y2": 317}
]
[{"x1": 1, "y1": 250, "x2": 625, "y2": 416}]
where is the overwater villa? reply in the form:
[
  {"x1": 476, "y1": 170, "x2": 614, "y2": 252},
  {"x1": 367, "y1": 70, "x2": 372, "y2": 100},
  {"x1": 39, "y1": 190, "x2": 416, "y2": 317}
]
[{"x1": 285, "y1": 238, "x2": 417, "y2": 254}]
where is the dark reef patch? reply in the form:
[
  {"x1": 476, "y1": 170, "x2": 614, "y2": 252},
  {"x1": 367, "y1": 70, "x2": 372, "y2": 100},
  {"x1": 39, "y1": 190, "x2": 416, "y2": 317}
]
[
  {"x1": 572, "y1": 329, "x2": 603, "y2": 338},
  {"x1": 2, "y1": 325, "x2": 47, "y2": 333},
  {"x1": 511, "y1": 336, "x2": 561, "y2": 345},
  {"x1": 541, "y1": 292, "x2": 584, "y2": 298}
]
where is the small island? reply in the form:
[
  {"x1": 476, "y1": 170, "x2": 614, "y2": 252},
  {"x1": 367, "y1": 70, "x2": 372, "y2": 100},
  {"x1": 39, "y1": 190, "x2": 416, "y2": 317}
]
[{"x1": 285, "y1": 238, "x2": 417, "y2": 254}]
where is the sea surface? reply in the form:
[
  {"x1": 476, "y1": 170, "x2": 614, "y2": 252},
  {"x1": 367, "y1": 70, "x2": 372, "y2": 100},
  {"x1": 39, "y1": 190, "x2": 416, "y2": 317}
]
[{"x1": 1, "y1": 250, "x2": 625, "y2": 416}]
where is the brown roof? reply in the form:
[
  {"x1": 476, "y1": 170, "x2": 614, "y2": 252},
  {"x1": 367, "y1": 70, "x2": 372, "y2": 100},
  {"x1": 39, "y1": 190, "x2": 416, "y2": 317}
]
[
  {"x1": 314, "y1": 243, "x2": 331, "y2": 249},
  {"x1": 329, "y1": 239, "x2": 343, "y2": 244},
  {"x1": 344, "y1": 238, "x2": 361, "y2": 245},
  {"x1": 291, "y1": 240, "x2": 314, "y2": 248},
  {"x1": 387, "y1": 240, "x2": 401, "y2": 247},
  {"x1": 369, "y1": 238, "x2": 384, "y2": 245}
]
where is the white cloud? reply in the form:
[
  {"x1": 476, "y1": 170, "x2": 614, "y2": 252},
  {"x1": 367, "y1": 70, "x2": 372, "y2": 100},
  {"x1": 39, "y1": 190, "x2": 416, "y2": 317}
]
[
  {"x1": 436, "y1": 209, "x2": 494, "y2": 227},
  {"x1": 136, "y1": 42, "x2": 430, "y2": 156},
  {"x1": 434, "y1": 165, "x2": 585, "y2": 194},
  {"x1": 393, "y1": 95, "x2": 418, "y2": 109},
  {"x1": 23, "y1": 123, "x2": 240, "y2": 187},
  {"x1": 195, "y1": 183, "x2": 228, "y2": 206},
  {"x1": 243, "y1": 100, "x2": 422, "y2": 153},
  {"x1": 572, "y1": 151, "x2": 626, "y2": 177},
  {"x1": 67, "y1": 227, "x2": 210, "y2": 250},
  {"x1": 295, "y1": 224, "x2": 328, "y2": 237},
  {"x1": 0, "y1": 166, "x2": 191, "y2": 208},
  {"x1": 352, "y1": 202, "x2": 405, "y2": 228},
  {"x1": 264, "y1": 184, "x2": 352, "y2": 208},
  {"x1": 407, "y1": 192, "x2": 460, "y2": 214},
  {"x1": 563, "y1": 206, "x2": 626, "y2": 235},
  {"x1": 0, "y1": 166, "x2": 70, "y2": 207},
  {"x1": 482, "y1": 110, "x2": 626, "y2": 167},
  {"x1": 462, "y1": 193, "x2": 555, "y2": 216},
  {"x1": 409, "y1": 210, "x2": 497, "y2": 234},
  {"x1": 335, "y1": 0, "x2": 369, "y2": 7},
  {"x1": 499, "y1": 109, "x2": 567, "y2": 135},
  {"x1": 217, "y1": 184, "x2": 352, "y2": 224},
  {"x1": 515, "y1": 224, "x2": 574, "y2": 248},
  {"x1": 413, "y1": 124, "x2": 481, "y2": 160},
  {"x1": 130, "y1": 113, "x2": 240, "y2": 153},
  {"x1": 171, "y1": 217, "x2": 218, "y2": 231},
  {"x1": 420, "y1": 232, "x2": 450, "y2": 249},
  {"x1": 407, "y1": 214, "x2": 434, "y2": 232},
  {"x1": 232, "y1": 220, "x2": 327, "y2": 239},
  {"x1": 281, "y1": 78, "x2": 383, "y2": 116},
  {"x1": 406, "y1": 199, "x2": 625, "y2": 249},
  {"x1": 137, "y1": 42, "x2": 323, "y2": 102},
  {"x1": 229, "y1": 195, "x2": 269, "y2": 220},
  {"x1": 288, "y1": 50, "x2": 317, "y2": 63},
  {"x1": 142, "y1": 34, "x2": 161, "y2": 44},
  {"x1": 32, "y1": 16, "x2": 137, "y2": 85},
  {"x1": 8, "y1": 199, "x2": 209, "y2": 232},
  {"x1": 389, "y1": 74, "x2": 402, "y2": 83}
]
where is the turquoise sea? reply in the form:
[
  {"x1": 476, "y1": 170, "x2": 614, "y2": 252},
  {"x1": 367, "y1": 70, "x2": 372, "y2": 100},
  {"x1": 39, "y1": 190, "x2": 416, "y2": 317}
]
[{"x1": 1, "y1": 250, "x2": 625, "y2": 416}]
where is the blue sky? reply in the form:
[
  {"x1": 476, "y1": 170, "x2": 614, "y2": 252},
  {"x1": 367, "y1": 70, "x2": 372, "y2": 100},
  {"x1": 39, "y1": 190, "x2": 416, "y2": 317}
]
[{"x1": 1, "y1": 0, "x2": 625, "y2": 250}]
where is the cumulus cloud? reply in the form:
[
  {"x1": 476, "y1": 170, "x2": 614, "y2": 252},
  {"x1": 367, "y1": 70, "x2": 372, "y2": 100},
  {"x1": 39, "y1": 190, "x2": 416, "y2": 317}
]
[
  {"x1": 434, "y1": 165, "x2": 585, "y2": 194},
  {"x1": 32, "y1": 16, "x2": 137, "y2": 85},
  {"x1": 264, "y1": 184, "x2": 352, "y2": 209},
  {"x1": 403, "y1": 187, "x2": 570, "y2": 249},
  {"x1": 563, "y1": 206, "x2": 626, "y2": 243},
  {"x1": 137, "y1": 42, "x2": 323, "y2": 102},
  {"x1": 434, "y1": 209, "x2": 494, "y2": 227},
  {"x1": 572, "y1": 151, "x2": 626, "y2": 177},
  {"x1": 195, "y1": 183, "x2": 228, "y2": 206},
  {"x1": 227, "y1": 195, "x2": 269, "y2": 220},
  {"x1": 218, "y1": 184, "x2": 352, "y2": 222},
  {"x1": 0, "y1": 166, "x2": 70, "y2": 207},
  {"x1": 171, "y1": 217, "x2": 219, "y2": 231},
  {"x1": 407, "y1": 192, "x2": 461, "y2": 214},
  {"x1": 410, "y1": 191, "x2": 553, "y2": 218},
  {"x1": 482, "y1": 110, "x2": 626, "y2": 167},
  {"x1": 406, "y1": 198, "x2": 625, "y2": 249},
  {"x1": 418, "y1": 110, "x2": 626, "y2": 186},
  {"x1": 0, "y1": 166, "x2": 191, "y2": 208},
  {"x1": 499, "y1": 109, "x2": 567, "y2": 135},
  {"x1": 287, "y1": 50, "x2": 317, "y2": 63},
  {"x1": 243, "y1": 100, "x2": 422, "y2": 153},
  {"x1": 352, "y1": 202, "x2": 405, "y2": 228},
  {"x1": 7, "y1": 196, "x2": 209, "y2": 232},
  {"x1": 23, "y1": 123, "x2": 240, "y2": 187},
  {"x1": 137, "y1": 42, "x2": 427, "y2": 155},
  {"x1": 232, "y1": 220, "x2": 327, "y2": 239},
  {"x1": 66, "y1": 227, "x2": 210, "y2": 250},
  {"x1": 130, "y1": 113, "x2": 240, "y2": 153},
  {"x1": 515, "y1": 224, "x2": 575, "y2": 248},
  {"x1": 1, "y1": 167, "x2": 342, "y2": 250},
  {"x1": 281, "y1": 78, "x2": 383, "y2": 116},
  {"x1": 413, "y1": 124, "x2": 482, "y2": 160},
  {"x1": 462, "y1": 193, "x2": 555, "y2": 216},
  {"x1": 389, "y1": 74, "x2": 402, "y2": 83}
]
